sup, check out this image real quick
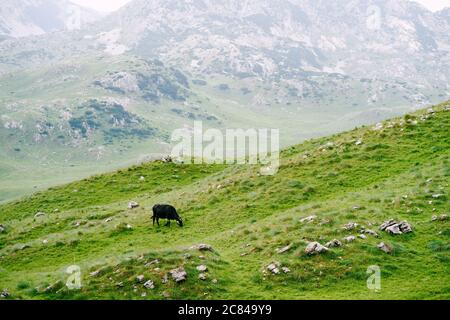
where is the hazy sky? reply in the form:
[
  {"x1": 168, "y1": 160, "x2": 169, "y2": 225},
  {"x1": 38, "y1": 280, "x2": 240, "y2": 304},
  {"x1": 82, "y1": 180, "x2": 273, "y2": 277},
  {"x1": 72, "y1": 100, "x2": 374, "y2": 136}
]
[
  {"x1": 414, "y1": 0, "x2": 450, "y2": 11},
  {"x1": 71, "y1": 0, "x2": 450, "y2": 13}
]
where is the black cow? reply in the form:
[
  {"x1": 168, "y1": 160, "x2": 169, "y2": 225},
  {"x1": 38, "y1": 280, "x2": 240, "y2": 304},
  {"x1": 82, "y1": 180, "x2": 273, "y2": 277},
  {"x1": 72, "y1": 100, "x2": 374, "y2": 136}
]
[{"x1": 152, "y1": 204, "x2": 183, "y2": 227}]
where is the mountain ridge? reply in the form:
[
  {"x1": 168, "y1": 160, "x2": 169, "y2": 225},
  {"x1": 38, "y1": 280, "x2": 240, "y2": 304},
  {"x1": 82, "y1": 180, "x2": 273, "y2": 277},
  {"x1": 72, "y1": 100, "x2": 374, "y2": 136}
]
[{"x1": 0, "y1": 0, "x2": 101, "y2": 38}]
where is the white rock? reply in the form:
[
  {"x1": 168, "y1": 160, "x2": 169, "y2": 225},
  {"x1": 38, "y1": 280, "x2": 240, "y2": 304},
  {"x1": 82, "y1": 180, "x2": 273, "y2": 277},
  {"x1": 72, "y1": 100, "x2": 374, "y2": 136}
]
[
  {"x1": 386, "y1": 224, "x2": 402, "y2": 235},
  {"x1": 136, "y1": 275, "x2": 145, "y2": 283},
  {"x1": 191, "y1": 244, "x2": 213, "y2": 251},
  {"x1": 343, "y1": 236, "x2": 356, "y2": 243},
  {"x1": 34, "y1": 212, "x2": 46, "y2": 218},
  {"x1": 0, "y1": 289, "x2": 10, "y2": 298},
  {"x1": 169, "y1": 267, "x2": 187, "y2": 283},
  {"x1": 299, "y1": 215, "x2": 316, "y2": 223},
  {"x1": 281, "y1": 267, "x2": 291, "y2": 274},
  {"x1": 276, "y1": 244, "x2": 292, "y2": 254},
  {"x1": 380, "y1": 219, "x2": 397, "y2": 231},
  {"x1": 398, "y1": 221, "x2": 413, "y2": 233},
  {"x1": 325, "y1": 239, "x2": 342, "y2": 248},
  {"x1": 377, "y1": 242, "x2": 392, "y2": 254},
  {"x1": 364, "y1": 229, "x2": 379, "y2": 237},
  {"x1": 196, "y1": 265, "x2": 208, "y2": 272},
  {"x1": 143, "y1": 280, "x2": 155, "y2": 289},
  {"x1": 128, "y1": 201, "x2": 139, "y2": 209},
  {"x1": 305, "y1": 242, "x2": 328, "y2": 255},
  {"x1": 266, "y1": 262, "x2": 281, "y2": 274},
  {"x1": 343, "y1": 222, "x2": 358, "y2": 230}
]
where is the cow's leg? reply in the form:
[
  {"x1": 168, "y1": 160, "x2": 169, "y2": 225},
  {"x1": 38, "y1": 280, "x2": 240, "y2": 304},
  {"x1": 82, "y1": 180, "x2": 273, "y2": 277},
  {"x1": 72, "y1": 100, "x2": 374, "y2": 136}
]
[
  {"x1": 165, "y1": 219, "x2": 170, "y2": 227},
  {"x1": 157, "y1": 218, "x2": 160, "y2": 227},
  {"x1": 152, "y1": 216, "x2": 155, "y2": 226}
]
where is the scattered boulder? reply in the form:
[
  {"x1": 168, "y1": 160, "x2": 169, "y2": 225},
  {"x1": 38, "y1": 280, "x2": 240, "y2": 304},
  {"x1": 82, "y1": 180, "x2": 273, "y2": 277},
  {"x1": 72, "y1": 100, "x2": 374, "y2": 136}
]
[
  {"x1": 380, "y1": 220, "x2": 413, "y2": 234},
  {"x1": 42, "y1": 239, "x2": 48, "y2": 245},
  {"x1": 377, "y1": 242, "x2": 392, "y2": 254},
  {"x1": 380, "y1": 219, "x2": 397, "y2": 231},
  {"x1": 196, "y1": 265, "x2": 208, "y2": 272},
  {"x1": 191, "y1": 244, "x2": 213, "y2": 252},
  {"x1": 136, "y1": 275, "x2": 145, "y2": 283},
  {"x1": 34, "y1": 212, "x2": 46, "y2": 218},
  {"x1": 139, "y1": 176, "x2": 145, "y2": 181},
  {"x1": 104, "y1": 217, "x2": 113, "y2": 223},
  {"x1": 305, "y1": 242, "x2": 328, "y2": 255},
  {"x1": 299, "y1": 215, "x2": 316, "y2": 223},
  {"x1": 0, "y1": 224, "x2": 6, "y2": 233},
  {"x1": 355, "y1": 139, "x2": 363, "y2": 146},
  {"x1": 143, "y1": 280, "x2": 155, "y2": 289},
  {"x1": 398, "y1": 221, "x2": 413, "y2": 233},
  {"x1": 432, "y1": 214, "x2": 448, "y2": 222},
  {"x1": 161, "y1": 275, "x2": 168, "y2": 284},
  {"x1": 363, "y1": 229, "x2": 379, "y2": 237},
  {"x1": 19, "y1": 244, "x2": 31, "y2": 250},
  {"x1": 0, "y1": 289, "x2": 9, "y2": 298},
  {"x1": 358, "y1": 234, "x2": 367, "y2": 239},
  {"x1": 343, "y1": 236, "x2": 356, "y2": 243},
  {"x1": 386, "y1": 224, "x2": 402, "y2": 235},
  {"x1": 276, "y1": 244, "x2": 292, "y2": 254},
  {"x1": 266, "y1": 262, "x2": 280, "y2": 274},
  {"x1": 343, "y1": 222, "x2": 358, "y2": 231},
  {"x1": 325, "y1": 239, "x2": 342, "y2": 248},
  {"x1": 198, "y1": 273, "x2": 207, "y2": 281},
  {"x1": 128, "y1": 201, "x2": 139, "y2": 209},
  {"x1": 169, "y1": 267, "x2": 187, "y2": 283},
  {"x1": 281, "y1": 267, "x2": 291, "y2": 274}
]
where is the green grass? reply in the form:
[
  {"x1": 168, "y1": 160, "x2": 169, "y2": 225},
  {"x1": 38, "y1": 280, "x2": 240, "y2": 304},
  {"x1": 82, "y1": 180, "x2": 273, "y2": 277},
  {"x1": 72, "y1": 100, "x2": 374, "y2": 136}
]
[{"x1": 0, "y1": 102, "x2": 449, "y2": 300}]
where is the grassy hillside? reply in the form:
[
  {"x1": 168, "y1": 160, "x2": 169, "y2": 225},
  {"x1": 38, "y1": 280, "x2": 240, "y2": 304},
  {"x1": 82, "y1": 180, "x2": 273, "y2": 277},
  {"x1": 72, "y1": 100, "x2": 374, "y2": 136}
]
[{"x1": 0, "y1": 102, "x2": 449, "y2": 300}]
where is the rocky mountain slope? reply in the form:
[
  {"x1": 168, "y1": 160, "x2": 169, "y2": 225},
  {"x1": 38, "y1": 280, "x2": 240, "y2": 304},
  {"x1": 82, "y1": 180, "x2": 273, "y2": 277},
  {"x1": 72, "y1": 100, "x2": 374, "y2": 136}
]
[
  {"x1": 0, "y1": 102, "x2": 448, "y2": 299},
  {"x1": 0, "y1": 0, "x2": 100, "y2": 38}
]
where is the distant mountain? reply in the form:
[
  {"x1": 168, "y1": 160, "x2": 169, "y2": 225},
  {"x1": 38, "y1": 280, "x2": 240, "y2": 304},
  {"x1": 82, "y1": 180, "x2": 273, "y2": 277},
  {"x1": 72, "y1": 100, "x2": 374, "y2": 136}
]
[
  {"x1": 438, "y1": 7, "x2": 450, "y2": 24},
  {"x1": 0, "y1": 0, "x2": 101, "y2": 38},
  {"x1": 99, "y1": 0, "x2": 450, "y2": 84}
]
